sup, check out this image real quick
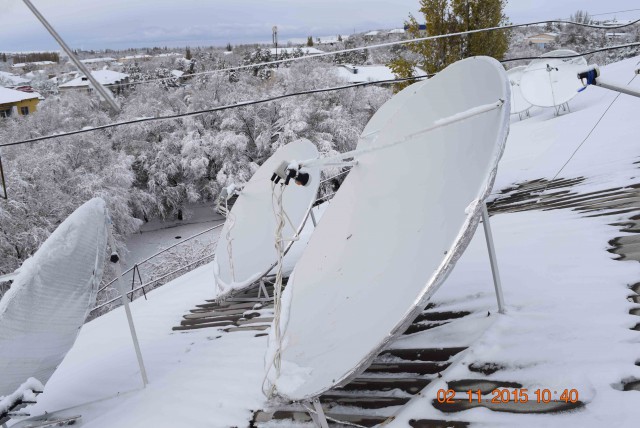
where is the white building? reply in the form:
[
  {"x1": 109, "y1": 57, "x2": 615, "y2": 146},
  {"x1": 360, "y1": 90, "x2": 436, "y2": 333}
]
[
  {"x1": 335, "y1": 64, "x2": 428, "y2": 84},
  {"x1": 58, "y1": 70, "x2": 130, "y2": 94}
]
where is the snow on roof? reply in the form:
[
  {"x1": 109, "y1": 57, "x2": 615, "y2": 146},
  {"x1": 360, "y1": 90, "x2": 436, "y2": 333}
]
[
  {"x1": 0, "y1": 86, "x2": 40, "y2": 104},
  {"x1": 388, "y1": 28, "x2": 405, "y2": 34},
  {"x1": 80, "y1": 57, "x2": 116, "y2": 64},
  {"x1": 11, "y1": 61, "x2": 55, "y2": 68},
  {"x1": 0, "y1": 71, "x2": 30, "y2": 86},
  {"x1": 58, "y1": 70, "x2": 129, "y2": 88},
  {"x1": 269, "y1": 47, "x2": 324, "y2": 55},
  {"x1": 334, "y1": 64, "x2": 427, "y2": 83},
  {"x1": 364, "y1": 30, "x2": 380, "y2": 36},
  {"x1": 156, "y1": 52, "x2": 182, "y2": 57}
]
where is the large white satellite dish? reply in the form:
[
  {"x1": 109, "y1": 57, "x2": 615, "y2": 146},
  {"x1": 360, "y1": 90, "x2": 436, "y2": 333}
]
[
  {"x1": 359, "y1": 79, "x2": 428, "y2": 147},
  {"x1": 0, "y1": 198, "x2": 108, "y2": 396},
  {"x1": 520, "y1": 49, "x2": 587, "y2": 109},
  {"x1": 213, "y1": 139, "x2": 320, "y2": 296},
  {"x1": 269, "y1": 56, "x2": 510, "y2": 401},
  {"x1": 507, "y1": 66, "x2": 532, "y2": 115}
]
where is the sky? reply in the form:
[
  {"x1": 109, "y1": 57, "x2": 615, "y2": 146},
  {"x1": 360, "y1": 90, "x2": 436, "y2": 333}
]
[{"x1": 0, "y1": 0, "x2": 639, "y2": 52}]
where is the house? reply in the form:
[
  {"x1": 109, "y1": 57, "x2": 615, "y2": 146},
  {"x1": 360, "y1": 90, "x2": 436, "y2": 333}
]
[
  {"x1": 388, "y1": 29, "x2": 405, "y2": 34},
  {"x1": 11, "y1": 61, "x2": 56, "y2": 70},
  {"x1": 335, "y1": 64, "x2": 428, "y2": 84},
  {"x1": 524, "y1": 33, "x2": 558, "y2": 48},
  {"x1": 58, "y1": 70, "x2": 130, "y2": 95},
  {"x1": 0, "y1": 71, "x2": 30, "y2": 87},
  {"x1": 0, "y1": 86, "x2": 40, "y2": 118}
]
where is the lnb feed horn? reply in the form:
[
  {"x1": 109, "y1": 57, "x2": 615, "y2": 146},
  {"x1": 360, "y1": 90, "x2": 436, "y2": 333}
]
[{"x1": 577, "y1": 65, "x2": 600, "y2": 89}]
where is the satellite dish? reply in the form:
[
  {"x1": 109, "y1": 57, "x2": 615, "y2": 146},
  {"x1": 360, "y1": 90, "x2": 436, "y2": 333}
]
[
  {"x1": 213, "y1": 139, "x2": 320, "y2": 296},
  {"x1": 269, "y1": 56, "x2": 510, "y2": 401},
  {"x1": 507, "y1": 66, "x2": 532, "y2": 115},
  {"x1": 520, "y1": 49, "x2": 587, "y2": 109},
  {"x1": 359, "y1": 79, "x2": 428, "y2": 146},
  {"x1": 0, "y1": 198, "x2": 109, "y2": 396}
]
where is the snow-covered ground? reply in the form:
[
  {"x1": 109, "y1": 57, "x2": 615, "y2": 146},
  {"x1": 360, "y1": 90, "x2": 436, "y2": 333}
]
[{"x1": 9, "y1": 56, "x2": 640, "y2": 427}]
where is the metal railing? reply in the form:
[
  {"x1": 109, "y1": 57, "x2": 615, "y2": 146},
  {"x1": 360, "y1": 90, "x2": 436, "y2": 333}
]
[
  {"x1": 92, "y1": 169, "x2": 351, "y2": 316},
  {"x1": 92, "y1": 223, "x2": 223, "y2": 314}
]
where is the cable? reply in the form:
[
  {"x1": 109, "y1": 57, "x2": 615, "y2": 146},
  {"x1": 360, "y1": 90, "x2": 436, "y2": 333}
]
[
  {"x1": 0, "y1": 76, "x2": 428, "y2": 148},
  {"x1": 95, "y1": 17, "x2": 640, "y2": 90},
  {"x1": 491, "y1": 66, "x2": 640, "y2": 200},
  {"x1": 590, "y1": 8, "x2": 640, "y2": 17},
  {"x1": 501, "y1": 42, "x2": 640, "y2": 63},
  {"x1": 546, "y1": 72, "x2": 639, "y2": 184},
  {"x1": 4, "y1": 41, "x2": 640, "y2": 150}
]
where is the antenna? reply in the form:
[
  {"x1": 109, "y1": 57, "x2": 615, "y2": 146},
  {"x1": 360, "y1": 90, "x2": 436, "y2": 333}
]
[
  {"x1": 267, "y1": 56, "x2": 511, "y2": 401},
  {"x1": 507, "y1": 66, "x2": 532, "y2": 119},
  {"x1": 520, "y1": 49, "x2": 587, "y2": 115},
  {"x1": 272, "y1": 26, "x2": 278, "y2": 61},
  {"x1": 212, "y1": 139, "x2": 320, "y2": 299},
  {"x1": 0, "y1": 198, "x2": 109, "y2": 397}
]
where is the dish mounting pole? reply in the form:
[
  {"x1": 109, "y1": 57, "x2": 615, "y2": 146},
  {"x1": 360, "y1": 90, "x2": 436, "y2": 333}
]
[
  {"x1": 108, "y1": 224, "x2": 149, "y2": 387},
  {"x1": 481, "y1": 202, "x2": 506, "y2": 314},
  {"x1": 307, "y1": 399, "x2": 329, "y2": 428},
  {"x1": 21, "y1": 0, "x2": 120, "y2": 113}
]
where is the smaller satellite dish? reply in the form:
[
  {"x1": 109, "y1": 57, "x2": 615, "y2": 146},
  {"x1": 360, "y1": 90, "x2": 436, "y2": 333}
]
[
  {"x1": 213, "y1": 139, "x2": 320, "y2": 297},
  {"x1": 0, "y1": 198, "x2": 109, "y2": 397},
  {"x1": 520, "y1": 49, "x2": 587, "y2": 109},
  {"x1": 507, "y1": 66, "x2": 532, "y2": 115}
]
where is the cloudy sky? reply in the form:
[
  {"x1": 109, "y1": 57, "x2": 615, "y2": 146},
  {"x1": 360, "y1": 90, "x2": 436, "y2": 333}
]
[{"x1": 0, "y1": 0, "x2": 638, "y2": 51}]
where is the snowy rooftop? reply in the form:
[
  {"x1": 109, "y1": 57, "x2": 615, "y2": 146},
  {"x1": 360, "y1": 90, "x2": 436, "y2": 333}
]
[
  {"x1": 11, "y1": 61, "x2": 55, "y2": 68},
  {"x1": 58, "y1": 70, "x2": 129, "y2": 88},
  {"x1": 0, "y1": 86, "x2": 40, "y2": 104},
  {"x1": 334, "y1": 64, "x2": 428, "y2": 83},
  {"x1": 388, "y1": 28, "x2": 405, "y2": 34},
  {"x1": 364, "y1": 30, "x2": 380, "y2": 36},
  {"x1": 0, "y1": 71, "x2": 30, "y2": 87}
]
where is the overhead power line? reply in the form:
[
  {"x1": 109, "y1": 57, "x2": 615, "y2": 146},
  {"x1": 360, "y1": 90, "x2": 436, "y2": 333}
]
[
  {"x1": 2, "y1": 42, "x2": 640, "y2": 150},
  {"x1": 101, "y1": 17, "x2": 640, "y2": 89}
]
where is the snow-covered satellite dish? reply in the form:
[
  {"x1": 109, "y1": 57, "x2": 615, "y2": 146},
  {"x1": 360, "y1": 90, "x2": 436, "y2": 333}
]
[
  {"x1": 213, "y1": 140, "x2": 320, "y2": 296},
  {"x1": 270, "y1": 56, "x2": 510, "y2": 401},
  {"x1": 359, "y1": 79, "x2": 428, "y2": 146},
  {"x1": 507, "y1": 66, "x2": 532, "y2": 115},
  {"x1": 520, "y1": 49, "x2": 587, "y2": 108},
  {"x1": 0, "y1": 198, "x2": 108, "y2": 396}
]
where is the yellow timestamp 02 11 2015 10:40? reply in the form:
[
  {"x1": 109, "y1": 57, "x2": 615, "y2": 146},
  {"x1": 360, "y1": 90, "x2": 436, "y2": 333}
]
[{"x1": 436, "y1": 388, "x2": 580, "y2": 404}]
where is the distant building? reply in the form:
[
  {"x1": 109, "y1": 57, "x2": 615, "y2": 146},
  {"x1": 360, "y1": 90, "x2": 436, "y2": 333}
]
[
  {"x1": 0, "y1": 86, "x2": 40, "y2": 118},
  {"x1": 0, "y1": 71, "x2": 30, "y2": 87},
  {"x1": 404, "y1": 24, "x2": 427, "y2": 31},
  {"x1": 388, "y1": 29, "x2": 405, "y2": 34},
  {"x1": 11, "y1": 61, "x2": 56, "y2": 70},
  {"x1": 335, "y1": 64, "x2": 428, "y2": 84},
  {"x1": 58, "y1": 70, "x2": 130, "y2": 95},
  {"x1": 364, "y1": 30, "x2": 380, "y2": 37},
  {"x1": 525, "y1": 33, "x2": 558, "y2": 48},
  {"x1": 269, "y1": 47, "x2": 324, "y2": 56}
]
